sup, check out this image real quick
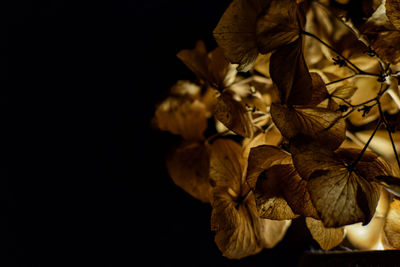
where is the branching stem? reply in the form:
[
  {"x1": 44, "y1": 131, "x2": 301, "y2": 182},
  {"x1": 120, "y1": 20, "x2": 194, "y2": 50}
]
[
  {"x1": 348, "y1": 119, "x2": 382, "y2": 172},
  {"x1": 312, "y1": 0, "x2": 387, "y2": 72},
  {"x1": 377, "y1": 100, "x2": 400, "y2": 171},
  {"x1": 325, "y1": 74, "x2": 356, "y2": 85},
  {"x1": 301, "y1": 30, "x2": 379, "y2": 77}
]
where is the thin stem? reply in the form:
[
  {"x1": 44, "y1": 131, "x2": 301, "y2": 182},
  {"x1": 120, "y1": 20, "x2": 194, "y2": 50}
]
[
  {"x1": 301, "y1": 30, "x2": 379, "y2": 77},
  {"x1": 332, "y1": 95, "x2": 377, "y2": 109},
  {"x1": 377, "y1": 100, "x2": 400, "y2": 171},
  {"x1": 312, "y1": 0, "x2": 387, "y2": 72},
  {"x1": 387, "y1": 129, "x2": 400, "y2": 171},
  {"x1": 348, "y1": 119, "x2": 382, "y2": 171},
  {"x1": 326, "y1": 74, "x2": 356, "y2": 85}
]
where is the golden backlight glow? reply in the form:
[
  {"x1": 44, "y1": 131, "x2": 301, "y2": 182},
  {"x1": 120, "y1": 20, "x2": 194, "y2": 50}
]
[{"x1": 346, "y1": 189, "x2": 390, "y2": 250}]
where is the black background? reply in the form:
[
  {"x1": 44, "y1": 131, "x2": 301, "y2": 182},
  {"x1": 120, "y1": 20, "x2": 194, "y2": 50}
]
[{"x1": 6, "y1": 1, "x2": 316, "y2": 266}]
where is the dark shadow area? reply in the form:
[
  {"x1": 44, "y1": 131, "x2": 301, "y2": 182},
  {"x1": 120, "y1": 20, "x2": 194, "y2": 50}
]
[{"x1": 5, "y1": 0, "x2": 338, "y2": 266}]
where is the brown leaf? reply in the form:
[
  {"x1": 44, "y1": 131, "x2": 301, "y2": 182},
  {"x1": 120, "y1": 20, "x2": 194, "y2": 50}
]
[
  {"x1": 255, "y1": 164, "x2": 318, "y2": 220},
  {"x1": 270, "y1": 103, "x2": 346, "y2": 150},
  {"x1": 209, "y1": 139, "x2": 290, "y2": 258},
  {"x1": 308, "y1": 164, "x2": 380, "y2": 228},
  {"x1": 290, "y1": 140, "x2": 390, "y2": 227},
  {"x1": 208, "y1": 47, "x2": 238, "y2": 89},
  {"x1": 177, "y1": 41, "x2": 237, "y2": 89},
  {"x1": 255, "y1": 0, "x2": 300, "y2": 54},
  {"x1": 305, "y1": 217, "x2": 345, "y2": 250},
  {"x1": 260, "y1": 218, "x2": 292, "y2": 249},
  {"x1": 361, "y1": 2, "x2": 400, "y2": 64},
  {"x1": 369, "y1": 30, "x2": 400, "y2": 65},
  {"x1": 242, "y1": 126, "x2": 283, "y2": 158},
  {"x1": 211, "y1": 188, "x2": 291, "y2": 258},
  {"x1": 270, "y1": 39, "x2": 313, "y2": 105},
  {"x1": 331, "y1": 84, "x2": 358, "y2": 100},
  {"x1": 324, "y1": 83, "x2": 358, "y2": 111},
  {"x1": 214, "y1": 91, "x2": 255, "y2": 138},
  {"x1": 246, "y1": 145, "x2": 291, "y2": 188},
  {"x1": 386, "y1": 0, "x2": 400, "y2": 30},
  {"x1": 255, "y1": 165, "x2": 298, "y2": 220},
  {"x1": 213, "y1": 0, "x2": 269, "y2": 72},
  {"x1": 166, "y1": 142, "x2": 212, "y2": 203},
  {"x1": 253, "y1": 53, "x2": 271, "y2": 77},
  {"x1": 335, "y1": 148, "x2": 393, "y2": 181},
  {"x1": 209, "y1": 138, "x2": 246, "y2": 191},
  {"x1": 176, "y1": 40, "x2": 209, "y2": 83},
  {"x1": 383, "y1": 198, "x2": 400, "y2": 249},
  {"x1": 307, "y1": 72, "x2": 329, "y2": 106},
  {"x1": 155, "y1": 97, "x2": 208, "y2": 141}
]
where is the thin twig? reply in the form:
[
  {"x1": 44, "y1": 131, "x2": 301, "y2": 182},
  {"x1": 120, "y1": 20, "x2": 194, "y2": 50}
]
[
  {"x1": 377, "y1": 99, "x2": 400, "y2": 171},
  {"x1": 301, "y1": 30, "x2": 379, "y2": 77},
  {"x1": 312, "y1": 0, "x2": 387, "y2": 72},
  {"x1": 332, "y1": 95, "x2": 377, "y2": 109},
  {"x1": 348, "y1": 119, "x2": 382, "y2": 172},
  {"x1": 326, "y1": 74, "x2": 356, "y2": 85}
]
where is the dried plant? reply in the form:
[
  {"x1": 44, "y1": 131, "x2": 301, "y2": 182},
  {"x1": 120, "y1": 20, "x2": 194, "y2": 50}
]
[{"x1": 153, "y1": 0, "x2": 400, "y2": 259}]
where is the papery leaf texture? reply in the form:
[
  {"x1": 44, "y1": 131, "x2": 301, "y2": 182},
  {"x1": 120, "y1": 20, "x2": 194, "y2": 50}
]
[
  {"x1": 290, "y1": 139, "x2": 391, "y2": 227},
  {"x1": 271, "y1": 103, "x2": 346, "y2": 150},
  {"x1": 166, "y1": 142, "x2": 212, "y2": 203},
  {"x1": 210, "y1": 139, "x2": 290, "y2": 258},
  {"x1": 305, "y1": 217, "x2": 344, "y2": 250},
  {"x1": 214, "y1": 91, "x2": 254, "y2": 138}
]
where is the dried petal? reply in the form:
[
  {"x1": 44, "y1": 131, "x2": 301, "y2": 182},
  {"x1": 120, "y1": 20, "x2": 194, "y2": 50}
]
[
  {"x1": 208, "y1": 47, "x2": 238, "y2": 89},
  {"x1": 256, "y1": 0, "x2": 300, "y2": 54},
  {"x1": 177, "y1": 41, "x2": 237, "y2": 89},
  {"x1": 305, "y1": 217, "x2": 345, "y2": 250},
  {"x1": 270, "y1": 39, "x2": 313, "y2": 105},
  {"x1": 166, "y1": 142, "x2": 212, "y2": 203},
  {"x1": 331, "y1": 84, "x2": 358, "y2": 100},
  {"x1": 253, "y1": 53, "x2": 271, "y2": 77},
  {"x1": 155, "y1": 97, "x2": 208, "y2": 141},
  {"x1": 368, "y1": 30, "x2": 400, "y2": 65},
  {"x1": 176, "y1": 40, "x2": 209, "y2": 83},
  {"x1": 255, "y1": 164, "x2": 318, "y2": 219},
  {"x1": 211, "y1": 190, "x2": 291, "y2": 258},
  {"x1": 246, "y1": 145, "x2": 291, "y2": 188},
  {"x1": 210, "y1": 138, "x2": 290, "y2": 258},
  {"x1": 255, "y1": 165, "x2": 298, "y2": 220},
  {"x1": 383, "y1": 198, "x2": 400, "y2": 249},
  {"x1": 271, "y1": 103, "x2": 346, "y2": 150},
  {"x1": 361, "y1": 2, "x2": 400, "y2": 64},
  {"x1": 214, "y1": 92, "x2": 255, "y2": 138},
  {"x1": 386, "y1": 0, "x2": 400, "y2": 30},
  {"x1": 291, "y1": 140, "x2": 390, "y2": 227},
  {"x1": 307, "y1": 72, "x2": 329, "y2": 106},
  {"x1": 209, "y1": 139, "x2": 246, "y2": 191},
  {"x1": 213, "y1": 0, "x2": 269, "y2": 72},
  {"x1": 242, "y1": 126, "x2": 283, "y2": 158}
]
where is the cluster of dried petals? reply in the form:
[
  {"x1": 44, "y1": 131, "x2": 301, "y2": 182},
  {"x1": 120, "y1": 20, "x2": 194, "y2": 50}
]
[{"x1": 153, "y1": 0, "x2": 400, "y2": 258}]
